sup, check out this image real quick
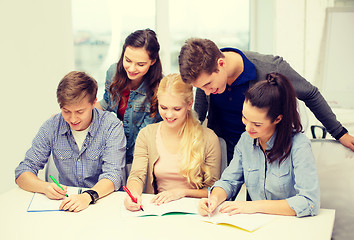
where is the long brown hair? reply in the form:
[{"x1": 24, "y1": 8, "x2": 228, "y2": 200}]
[
  {"x1": 109, "y1": 29, "x2": 162, "y2": 117},
  {"x1": 245, "y1": 72, "x2": 303, "y2": 164}
]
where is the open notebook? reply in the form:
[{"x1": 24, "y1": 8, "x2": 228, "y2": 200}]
[
  {"x1": 27, "y1": 187, "x2": 85, "y2": 212},
  {"x1": 121, "y1": 196, "x2": 199, "y2": 217},
  {"x1": 197, "y1": 204, "x2": 278, "y2": 232}
]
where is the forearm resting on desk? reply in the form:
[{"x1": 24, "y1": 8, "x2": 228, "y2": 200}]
[
  {"x1": 16, "y1": 172, "x2": 67, "y2": 199},
  {"x1": 89, "y1": 178, "x2": 115, "y2": 199},
  {"x1": 152, "y1": 188, "x2": 210, "y2": 205},
  {"x1": 59, "y1": 178, "x2": 115, "y2": 212},
  {"x1": 220, "y1": 199, "x2": 296, "y2": 216}
]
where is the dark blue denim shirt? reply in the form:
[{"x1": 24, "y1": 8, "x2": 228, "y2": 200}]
[{"x1": 100, "y1": 63, "x2": 161, "y2": 164}]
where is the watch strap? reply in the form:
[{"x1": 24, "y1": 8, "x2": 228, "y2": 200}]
[{"x1": 83, "y1": 190, "x2": 99, "y2": 204}]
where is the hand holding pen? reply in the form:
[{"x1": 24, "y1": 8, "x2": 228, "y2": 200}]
[
  {"x1": 198, "y1": 188, "x2": 217, "y2": 217},
  {"x1": 123, "y1": 186, "x2": 144, "y2": 211},
  {"x1": 44, "y1": 175, "x2": 68, "y2": 199}
]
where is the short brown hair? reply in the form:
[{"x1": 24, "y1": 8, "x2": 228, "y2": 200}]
[
  {"x1": 178, "y1": 38, "x2": 224, "y2": 84},
  {"x1": 57, "y1": 71, "x2": 97, "y2": 108}
]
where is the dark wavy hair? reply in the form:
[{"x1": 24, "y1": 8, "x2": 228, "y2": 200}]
[
  {"x1": 109, "y1": 29, "x2": 163, "y2": 117},
  {"x1": 245, "y1": 72, "x2": 303, "y2": 164}
]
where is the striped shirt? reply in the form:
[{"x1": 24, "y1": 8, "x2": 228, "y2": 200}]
[{"x1": 15, "y1": 108, "x2": 126, "y2": 190}]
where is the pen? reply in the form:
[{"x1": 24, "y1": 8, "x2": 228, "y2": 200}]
[
  {"x1": 208, "y1": 187, "x2": 211, "y2": 218},
  {"x1": 49, "y1": 175, "x2": 69, "y2": 197},
  {"x1": 123, "y1": 186, "x2": 144, "y2": 211}
]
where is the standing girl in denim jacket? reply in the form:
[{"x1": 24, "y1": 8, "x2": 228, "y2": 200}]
[
  {"x1": 199, "y1": 72, "x2": 320, "y2": 217},
  {"x1": 96, "y1": 29, "x2": 163, "y2": 174}
]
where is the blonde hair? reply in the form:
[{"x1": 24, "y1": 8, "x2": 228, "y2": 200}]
[{"x1": 157, "y1": 73, "x2": 211, "y2": 189}]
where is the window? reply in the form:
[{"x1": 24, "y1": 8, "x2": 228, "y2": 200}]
[
  {"x1": 72, "y1": 0, "x2": 249, "y2": 99},
  {"x1": 168, "y1": 0, "x2": 250, "y2": 73},
  {"x1": 72, "y1": 0, "x2": 155, "y2": 99}
]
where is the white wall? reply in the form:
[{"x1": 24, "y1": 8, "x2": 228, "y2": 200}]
[
  {"x1": 0, "y1": 0, "x2": 74, "y2": 194},
  {"x1": 251, "y1": 0, "x2": 344, "y2": 137},
  {"x1": 251, "y1": 0, "x2": 335, "y2": 81}
]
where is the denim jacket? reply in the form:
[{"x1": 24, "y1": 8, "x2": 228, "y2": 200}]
[
  {"x1": 214, "y1": 131, "x2": 320, "y2": 217},
  {"x1": 100, "y1": 63, "x2": 161, "y2": 164}
]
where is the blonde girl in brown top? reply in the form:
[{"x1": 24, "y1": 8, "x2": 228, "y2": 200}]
[{"x1": 124, "y1": 73, "x2": 221, "y2": 211}]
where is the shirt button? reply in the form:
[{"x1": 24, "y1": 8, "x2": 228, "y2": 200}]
[
  {"x1": 229, "y1": 97, "x2": 232, "y2": 101},
  {"x1": 78, "y1": 159, "x2": 80, "y2": 162},
  {"x1": 228, "y1": 87, "x2": 232, "y2": 91}
]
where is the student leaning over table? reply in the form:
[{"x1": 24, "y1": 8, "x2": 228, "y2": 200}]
[
  {"x1": 179, "y1": 38, "x2": 354, "y2": 165},
  {"x1": 124, "y1": 74, "x2": 221, "y2": 211},
  {"x1": 199, "y1": 73, "x2": 320, "y2": 217},
  {"x1": 15, "y1": 71, "x2": 126, "y2": 212}
]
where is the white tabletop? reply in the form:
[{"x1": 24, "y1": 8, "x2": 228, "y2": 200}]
[{"x1": 0, "y1": 187, "x2": 335, "y2": 240}]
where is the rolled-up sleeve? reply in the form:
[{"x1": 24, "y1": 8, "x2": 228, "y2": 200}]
[{"x1": 286, "y1": 136, "x2": 320, "y2": 217}]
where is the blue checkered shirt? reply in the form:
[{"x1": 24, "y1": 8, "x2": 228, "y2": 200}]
[{"x1": 15, "y1": 108, "x2": 126, "y2": 190}]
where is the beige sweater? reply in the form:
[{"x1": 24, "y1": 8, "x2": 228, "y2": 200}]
[{"x1": 127, "y1": 123, "x2": 221, "y2": 194}]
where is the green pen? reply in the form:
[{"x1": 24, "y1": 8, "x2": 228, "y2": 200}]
[{"x1": 49, "y1": 175, "x2": 69, "y2": 197}]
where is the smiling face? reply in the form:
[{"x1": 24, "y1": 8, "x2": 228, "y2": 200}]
[
  {"x1": 61, "y1": 96, "x2": 97, "y2": 131},
  {"x1": 123, "y1": 46, "x2": 156, "y2": 85},
  {"x1": 158, "y1": 92, "x2": 192, "y2": 130},
  {"x1": 242, "y1": 100, "x2": 282, "y2": 144},
  {"x1": 192, "y1": 60, "x2": 228, "y2": 95}
]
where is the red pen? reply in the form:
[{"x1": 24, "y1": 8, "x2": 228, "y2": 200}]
[{"x1": 123, "y1": 186, "x2": 144, "y2": 211}]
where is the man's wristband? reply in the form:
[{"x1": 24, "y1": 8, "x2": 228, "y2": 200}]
[{"x1": 83, "y1": 190, "x2": 99, "y2": 204}]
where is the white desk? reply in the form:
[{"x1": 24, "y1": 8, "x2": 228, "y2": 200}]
[{"x1": 0, "y1": 187, "x2": 335, "y2": 240}]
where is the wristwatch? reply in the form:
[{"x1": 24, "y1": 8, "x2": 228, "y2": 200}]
[{"x1": 83, "y1": 190, "x2": 99, "y2": 204}]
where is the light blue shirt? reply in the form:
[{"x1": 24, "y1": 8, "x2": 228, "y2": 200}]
[
  {"x1": 214, "y1": 131, "x2": 320, "y2": 217},
  {"x1": 100, "y1": 63, "x2": 161, "y2": 164},
  {"x1": 15, "y1": 108, "x2": 126, "y2": 190}
]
